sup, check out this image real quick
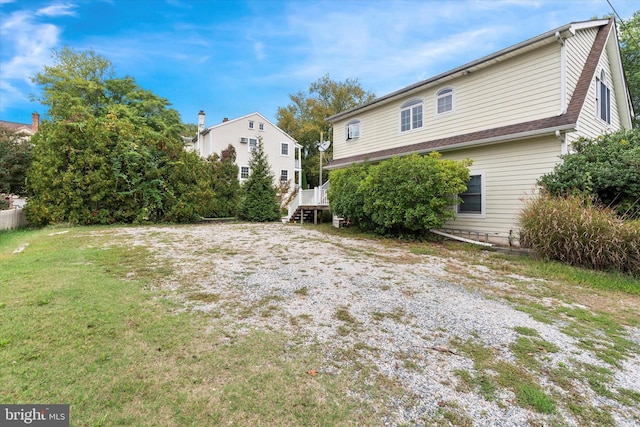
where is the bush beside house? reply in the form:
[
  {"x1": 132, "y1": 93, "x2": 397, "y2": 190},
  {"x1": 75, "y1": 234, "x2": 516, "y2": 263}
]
[{"x1": 329, "y1": 153, "x2": 471, "y2": 237}]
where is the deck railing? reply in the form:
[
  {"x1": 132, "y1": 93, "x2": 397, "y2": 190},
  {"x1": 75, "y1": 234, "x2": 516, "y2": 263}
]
[{"x1": 286, "y1": 182, "x2": 329, "y2": 220}]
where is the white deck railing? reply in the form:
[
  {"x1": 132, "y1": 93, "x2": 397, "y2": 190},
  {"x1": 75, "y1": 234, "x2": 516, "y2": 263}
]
[{"x1": 286, "y1": 182, "x2": 329, "y2": 220}]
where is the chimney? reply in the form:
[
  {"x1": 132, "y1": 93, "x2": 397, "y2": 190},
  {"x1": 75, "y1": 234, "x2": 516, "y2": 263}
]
[
  {"x1": 198, "y1": 110, "x2": 205, "y2": 132},
  {"x1": 31, "y1": 112, "x2": 39, "y2": 132},
  {"x1": 222, "y1": 117, "x2": 229, "y2": 123}
]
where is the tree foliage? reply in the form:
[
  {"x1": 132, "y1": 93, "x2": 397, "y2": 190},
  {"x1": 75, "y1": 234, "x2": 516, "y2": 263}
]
[
  {"x1": 237, "y1": 139, "x2": 281, "y2": 222},
  {"x1": 26, "y1": 47, "x2": 238, "y2": 225},
  {"x1": 329, "y1": 153, "x2": 472, "y2": 237},
  {"x1": 276, "y1": 75, "x2": 375, "y2": 187},
  {"x1": 619, "y1": 10, "x2": 640, "y2": 128},
  {"x1": 538, "y1": 129, "x2": 640, "y2": 218},
  {"x1": 0, "y1": 127, "x2": 32, "y2": 196}
]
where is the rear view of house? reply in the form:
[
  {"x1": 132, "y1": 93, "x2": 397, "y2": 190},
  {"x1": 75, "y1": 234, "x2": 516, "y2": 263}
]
[
  {"x1": 189, "y1": 111, "x2": 302, "y2": 191},
  {"x1": 326, "y1": 18, "x2": 633, "y2": 245}
]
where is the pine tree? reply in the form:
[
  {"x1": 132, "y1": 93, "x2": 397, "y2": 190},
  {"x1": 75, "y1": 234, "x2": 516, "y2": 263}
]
[{"x1": 237, "y1": 138, "x2": 281, "y2": 221}]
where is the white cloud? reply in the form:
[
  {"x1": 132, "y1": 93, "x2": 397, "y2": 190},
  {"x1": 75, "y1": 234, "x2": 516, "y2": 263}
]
[
  {"x1": 36, "y1": 3, "x2": 77, "y2": 17},
  {"x1": 0, "y1": 7, "x2": 65, "y2": 112}
]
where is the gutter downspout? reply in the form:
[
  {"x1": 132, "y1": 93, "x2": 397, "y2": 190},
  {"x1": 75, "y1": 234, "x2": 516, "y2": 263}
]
[
  {"x1": 556, "y1": 129, "x2": 568, "y2": 155},
  {"x1": 556, "y1": 31, "x2": 567, "y2": 115}
]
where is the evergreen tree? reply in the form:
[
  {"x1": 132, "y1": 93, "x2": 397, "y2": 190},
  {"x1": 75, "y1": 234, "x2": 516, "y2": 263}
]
[{"x1": 237, "y1": 138, "x2": 281, "y2": 222}]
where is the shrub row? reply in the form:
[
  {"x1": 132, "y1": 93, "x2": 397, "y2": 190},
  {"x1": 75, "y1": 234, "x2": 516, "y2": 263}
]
[{"x1": 520, "y1": 193, "x2": 640, "y2": 274}]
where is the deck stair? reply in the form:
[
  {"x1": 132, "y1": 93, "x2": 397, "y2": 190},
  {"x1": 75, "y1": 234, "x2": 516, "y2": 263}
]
[{"x1": 284, "y1": 181, "x2": 330, "y2": 224}]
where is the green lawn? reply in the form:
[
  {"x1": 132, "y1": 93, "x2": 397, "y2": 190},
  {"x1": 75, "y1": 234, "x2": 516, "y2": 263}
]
[{"x1": 0, "y1": 227, "x2": 372, "y2": 426}]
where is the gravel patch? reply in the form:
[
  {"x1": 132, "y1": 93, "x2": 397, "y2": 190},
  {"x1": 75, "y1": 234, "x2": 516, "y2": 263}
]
[{"x1": 103, "y1": 222, "x2": 640, "y2": 426}]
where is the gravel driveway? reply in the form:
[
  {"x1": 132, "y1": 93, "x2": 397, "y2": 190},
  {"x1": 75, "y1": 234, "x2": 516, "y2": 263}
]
[{"x1": 110, "y1": 222, "x2": 640, "y2": 426}]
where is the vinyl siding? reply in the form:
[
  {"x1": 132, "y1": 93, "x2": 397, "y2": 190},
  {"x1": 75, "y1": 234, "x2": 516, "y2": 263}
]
[
  {"x1": 570, "y1": 41, "x2": 621, "y2": 145},
  {"x1": 440, "y1": 136, "x2": 563, "y2": 245},
  {"x1": 565, "y1": 27, "x2": 598, "y2": 108},
  {"x1": 333, "y1": 41, "x2": 562, "y2": 162}
]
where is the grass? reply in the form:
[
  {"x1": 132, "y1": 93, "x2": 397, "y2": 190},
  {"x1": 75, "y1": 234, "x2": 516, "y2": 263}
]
[{"x1": 0, "y1": 227, "x2": 377, "y2": 426}]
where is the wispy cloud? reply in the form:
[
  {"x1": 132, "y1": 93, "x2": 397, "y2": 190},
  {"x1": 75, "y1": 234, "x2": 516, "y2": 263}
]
[
  {"x1": 0, "y1": 2, "x2": 81, "y2": 113},
  {"x1": 36, "y1": 3, "x2": 77, "y2": 17}
]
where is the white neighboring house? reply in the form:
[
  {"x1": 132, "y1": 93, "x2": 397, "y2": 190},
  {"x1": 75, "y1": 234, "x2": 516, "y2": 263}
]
[{"x1": 188, "y1": 111, "x2": 302, "y2": 193}]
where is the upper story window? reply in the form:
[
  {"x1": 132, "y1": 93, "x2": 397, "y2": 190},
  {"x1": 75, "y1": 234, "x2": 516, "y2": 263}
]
[
  {"x1": 281, "y1": 142, "x2": 289, "y2": 156},
  {"x1": 249, "y1": 138, "x2": 257, "y2": 152},
  {"x1": 259, "y1": 122, "x2": 265, "y2": 131},
  {"x1": 596, "y1": 69, "x2": 611, "y2": 124},
  {"x1": 346, "y1": 119, "x2": 360, "y2": 140},
  {"x1": 248, "y1": 120, "x2": 255, "y2": 129},
  {"x1": 400, "y1": 99, "x2": 423, "y2": 132},
  {"x1": 436, "y1": 88, "x2": 454, "y2": 115}
]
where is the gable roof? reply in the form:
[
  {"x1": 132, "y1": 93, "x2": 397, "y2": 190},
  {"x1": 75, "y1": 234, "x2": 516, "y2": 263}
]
[
  {"x1": 0, "y1": 120, "x2": 35, "y2": 135},
  {"x1": 326, "y1": 18, "x2": 632, "y2": 169},
  {"x1": 202, "y1": 111, "x2": 298, "y2": 144}
]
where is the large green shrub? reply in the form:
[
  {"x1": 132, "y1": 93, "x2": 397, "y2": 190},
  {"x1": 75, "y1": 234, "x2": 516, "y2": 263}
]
[
  {"x1": 327, "y1": 163, "x2": 372, "y2": 229},
  {"x1": 539, "y1": 129, "x2": 640, "y2": 218},
  {"x1": 520, "y1": 193, "x2": 640, "y2": 274},
  {"x1": 328, "y1": 153, "x2": 471, "y2": 237}
]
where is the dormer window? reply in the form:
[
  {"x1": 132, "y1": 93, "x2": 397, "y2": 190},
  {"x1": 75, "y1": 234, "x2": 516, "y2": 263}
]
[
  {"x1": 596, "y1": 69, "x2": 611, "y2": 124},
  {"x1": 436, "y1": 88, "x2": 454, "y2": 115},
  {"x1": 400, "y1": 99, "x2": 423, "y2": 132},
  {"x1": 346, "y1": 119, "x2": 360, "y2": 140}
]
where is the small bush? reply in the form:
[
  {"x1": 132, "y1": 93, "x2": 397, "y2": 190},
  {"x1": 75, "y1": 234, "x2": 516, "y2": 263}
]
[{"x1": 520, "y1": 193, "x2": 640, "y2": 274}]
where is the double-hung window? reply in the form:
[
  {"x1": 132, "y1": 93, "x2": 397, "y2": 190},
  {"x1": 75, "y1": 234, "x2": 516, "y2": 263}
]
[
  {"x1": 280, "y1": 170, "x2": 288, "y2": 182},
  {"x1": 248, "y1": 138, "x2": 257, "y2": 152},
  {"x1": 346, "y1": 119, "x2": 360, "y2": 140},
  {"x1": 259, "y1": 122, "x2": 265, "y2": 131},
  {"x1": 458, "y1": 173, "x2": 484, "y2": 215},
  {"x1": 248, "y1": 120, "x2": 254, "y2": 129},
  {"x1": 400, "y1": 99, "x2": 423, "y2": 132},
  {"x1": 281, "y1": 142, "x2": 289, "y2": 156},
  {"x1": 436, "y1": 88, "x2": 453, "y2": 115},
  {"x1": 240, "y1": 166, "x2": 250, "y2": 179},
  {"x1": 596, "y1": 70, "x2": 611, "y2": 124}
]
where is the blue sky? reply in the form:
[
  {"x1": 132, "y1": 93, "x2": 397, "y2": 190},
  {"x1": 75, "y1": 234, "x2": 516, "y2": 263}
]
[{"x1": 1, "y1": 0, "x2": 637, "y2": 127}]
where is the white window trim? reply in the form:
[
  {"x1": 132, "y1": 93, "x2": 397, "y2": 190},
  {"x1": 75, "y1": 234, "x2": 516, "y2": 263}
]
[
  {"x1": 248, "y1": 120, "x2": 254, "y2": 130},
  {"x1": 346, "y1": 119, "x2": 361, "y2": 140},
  {"x1": 280, "y1": 169, "x2": 289, "y2": 182},
  {"x1": 240, "y1": 165, "x2": 250, "y2": 180},
  {"x1": 399, "y1": 98, "x2": 424, "y2": 134},
  {"x1": 258, "y1": 122, "x2": 265, "y2": 131},
  {"x1": 248, "y1": 138, "x2": 257, "y2": 152},
  {"x1": 595, "y1": 69, "x2": 611, "y2": 125},
  {"x1": 456, "y1": 171, "x2": 486, "y2": 218},
  {"x1": 281, "y1": 142, "x2": 290, "y2": 156},
  {"x1": 435, "y1": 87, "x2": 455, "y2": 116}
]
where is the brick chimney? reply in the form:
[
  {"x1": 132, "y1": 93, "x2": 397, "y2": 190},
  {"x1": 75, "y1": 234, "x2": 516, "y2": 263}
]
[
  {"x1": 31, "y1": 112, "x2": 39, "y2": 132},
  {"x1": 222, "y1": 117, "x2": 229, "y2": 123},
  {"x1": 198, "y1": 110, "x2": 205, "y2": 132}
]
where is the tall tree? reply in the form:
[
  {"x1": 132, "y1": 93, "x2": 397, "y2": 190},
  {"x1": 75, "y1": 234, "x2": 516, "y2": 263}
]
[
  {"x1": 237, "y1": 138, "x2": 280, "y2": 222},
  {"x1": 0, "y1": 127, "x2": 32, "y2": 197},
  {"x1": 619, "y1": 10, "x2": 640, "y2": 128},
  {"x1": 276, "y1": 75, "x2": 375, "y2": 187},
  {"x1": 26, "y1": 47, "x2": 224, "y2": 225}
]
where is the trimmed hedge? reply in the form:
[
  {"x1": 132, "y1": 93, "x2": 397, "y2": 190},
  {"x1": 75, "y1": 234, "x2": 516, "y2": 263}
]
[{"x1": 520, "y1": 193, "x2": 640, "y2": 274}]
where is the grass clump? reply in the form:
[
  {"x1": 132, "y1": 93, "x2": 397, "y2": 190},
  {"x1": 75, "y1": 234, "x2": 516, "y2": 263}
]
[{"x1": 520, "y1": 193, "x2": 640, "y2": 274}]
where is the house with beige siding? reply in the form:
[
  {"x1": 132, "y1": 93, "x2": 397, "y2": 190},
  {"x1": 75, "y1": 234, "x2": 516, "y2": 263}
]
[
  {"x1": 189, "y1": 111, "x2": 302, "y2": 195},
  {"x1": 325, "y1": 18, "x2": 633, "y2": 246}
]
